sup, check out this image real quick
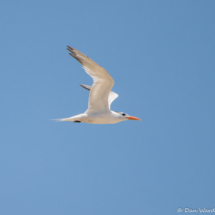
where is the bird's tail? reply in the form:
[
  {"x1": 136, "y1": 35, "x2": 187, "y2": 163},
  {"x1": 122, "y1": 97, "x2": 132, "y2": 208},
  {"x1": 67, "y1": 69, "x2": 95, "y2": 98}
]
[
  {"x1": 51, "y1": 117, "x2": 73, "y2": 122},
  {"x1": 51, "y1": 114, "x2": 84, "y2": 122}
]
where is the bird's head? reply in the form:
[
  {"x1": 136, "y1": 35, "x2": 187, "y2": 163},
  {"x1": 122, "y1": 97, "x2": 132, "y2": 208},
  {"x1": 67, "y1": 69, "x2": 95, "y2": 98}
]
[{"x1": 115, "y1": 111, "x2": 141, "y2": 122}]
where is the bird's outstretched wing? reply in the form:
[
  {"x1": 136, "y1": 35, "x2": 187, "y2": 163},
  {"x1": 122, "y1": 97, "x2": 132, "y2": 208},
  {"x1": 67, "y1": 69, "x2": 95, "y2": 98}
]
[
  {"x1": 67, "y1": 46, "x2": 114, "y2": 113},
  {"x1": 80, "y1": 84, "x2": 118, "y2": 109}
]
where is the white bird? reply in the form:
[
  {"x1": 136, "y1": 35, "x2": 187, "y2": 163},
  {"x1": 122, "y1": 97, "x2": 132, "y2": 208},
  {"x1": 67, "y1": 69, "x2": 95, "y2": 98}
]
[{"x1": 58, "y1": 46, "x2": 141, "y2": 124}]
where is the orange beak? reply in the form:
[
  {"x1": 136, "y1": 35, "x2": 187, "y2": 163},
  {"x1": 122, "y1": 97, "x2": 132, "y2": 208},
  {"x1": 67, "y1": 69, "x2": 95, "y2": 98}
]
[{"x1": 126, "y1": 116, "x2": 141, "y2": 121}]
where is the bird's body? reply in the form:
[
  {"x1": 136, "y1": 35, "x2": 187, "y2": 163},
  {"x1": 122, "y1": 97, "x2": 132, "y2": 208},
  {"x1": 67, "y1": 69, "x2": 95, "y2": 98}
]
[
  {"x1": 58, "y1": 46, "x2": 140, "y2": 124},
  {"x1": 60, "y1": 111, "x2": 127, "y2": 124}
]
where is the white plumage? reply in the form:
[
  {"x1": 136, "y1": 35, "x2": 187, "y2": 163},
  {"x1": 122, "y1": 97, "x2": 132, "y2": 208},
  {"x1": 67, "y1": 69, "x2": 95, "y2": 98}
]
[{"x1": 58, "y1": 46, "x2": 140, "y2": 124}]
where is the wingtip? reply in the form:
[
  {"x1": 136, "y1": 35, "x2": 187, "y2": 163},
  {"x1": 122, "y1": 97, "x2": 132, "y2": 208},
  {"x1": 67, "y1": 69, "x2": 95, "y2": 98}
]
[
  {"x1": 80, "y1": 84, "x2": 91, "y2": 91},
  {"x1": 67, "y1": 45, "x2": 74, "y2": 51}
]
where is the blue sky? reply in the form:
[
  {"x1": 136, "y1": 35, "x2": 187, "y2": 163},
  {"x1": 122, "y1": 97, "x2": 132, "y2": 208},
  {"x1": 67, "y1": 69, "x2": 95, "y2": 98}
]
[{"x1": 0, "y1": 0, "x2": 215, "y2": 214}]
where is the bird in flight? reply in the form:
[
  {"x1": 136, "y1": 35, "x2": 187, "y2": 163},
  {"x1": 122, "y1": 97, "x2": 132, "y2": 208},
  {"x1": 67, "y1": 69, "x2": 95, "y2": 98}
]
[{"x1": 58, "y1": 46, "x2": 141, "y2": 124}]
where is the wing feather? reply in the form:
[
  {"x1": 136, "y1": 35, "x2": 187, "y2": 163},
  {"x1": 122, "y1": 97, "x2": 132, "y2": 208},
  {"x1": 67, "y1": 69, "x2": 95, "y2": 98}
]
[
  {"x1": 80, "y1": 84, "x2": 119, "y2": 108},
  {"x1": 67, "y1": 46, "x2": 114, "y2": 113}
]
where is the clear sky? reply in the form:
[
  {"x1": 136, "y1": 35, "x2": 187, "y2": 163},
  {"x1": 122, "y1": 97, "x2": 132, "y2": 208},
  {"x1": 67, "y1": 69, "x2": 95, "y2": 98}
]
[{"x1": 0, "y1": 0, "x2": 215, "y2": 214}]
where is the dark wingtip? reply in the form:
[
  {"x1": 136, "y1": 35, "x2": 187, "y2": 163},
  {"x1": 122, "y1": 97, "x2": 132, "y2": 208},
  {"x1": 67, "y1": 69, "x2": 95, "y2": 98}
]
[
  {"x1": 68, "y1": 52, "x2": 83, "y2": 64},
  {"x1": 67, "y1": 45, "x2": 73, "y2": 50},
  {"x1": 67, "y1": 46, "x2": 75, "y2": 53},
  {"x1": 67, "y1": 46, "x2": 84, "y2": 64},
  {"x1": 80, "y1": 84, "x2": 91, "y2": 91}
]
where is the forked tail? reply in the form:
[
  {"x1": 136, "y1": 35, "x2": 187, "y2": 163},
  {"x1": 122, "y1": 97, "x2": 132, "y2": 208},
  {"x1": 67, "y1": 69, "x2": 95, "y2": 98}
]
[
  {"x1": 52, "y1": 114, "x2": 84, "y2": 122},
  {"x1": 51, "y1": 117, "x2": 73, "y2": 122}
]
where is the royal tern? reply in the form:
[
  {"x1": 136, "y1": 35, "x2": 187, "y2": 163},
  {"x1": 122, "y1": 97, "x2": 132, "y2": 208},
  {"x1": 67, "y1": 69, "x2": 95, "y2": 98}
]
[{"x1": 58, "y1": 46, "x2": 141, "y2": 124}]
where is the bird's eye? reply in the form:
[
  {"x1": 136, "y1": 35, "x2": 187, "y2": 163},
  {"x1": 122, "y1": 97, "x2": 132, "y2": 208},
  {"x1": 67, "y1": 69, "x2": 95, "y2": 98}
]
[{"x1": 121, "y1": 113, "x2": 126, "y2": 116}]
